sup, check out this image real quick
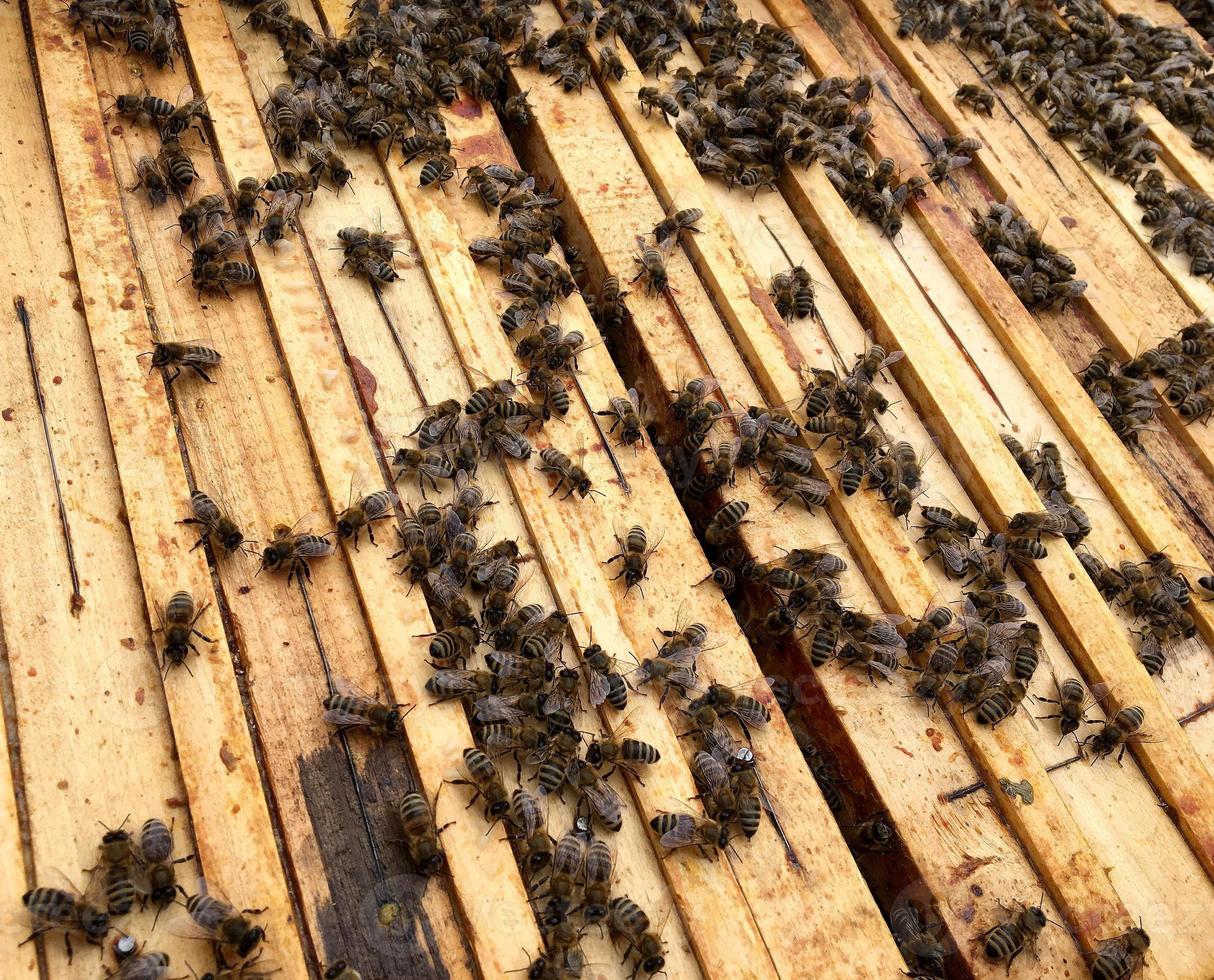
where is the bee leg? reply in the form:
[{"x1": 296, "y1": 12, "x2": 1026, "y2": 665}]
[
  {"x1": 189, "y1": 365, "x2": 216, "y2": 383},
  {"x1": 64, "y1": 932, "x2": 74, "y2": 964},
  {"x1": 164, "y1": 367, "x2": 181, "y2": 386},
  {"x1": 18, "y1": 927, "x2": 50, "y2": 948}
]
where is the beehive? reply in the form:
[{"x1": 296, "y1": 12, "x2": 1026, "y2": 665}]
[{"x1": 2, "y1": 0, "x2": 1214, "y2": 976}]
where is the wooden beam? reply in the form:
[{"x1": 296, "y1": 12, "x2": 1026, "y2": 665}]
[
  {"x1": 163, "y1": 0, "x2": 543, "y2": 972},
  {"x1": 749, "y1": 0, "x2": 1214, "y2": 886},
  {"x1": 22, "y1": 4, "x2": 313, "y2": 975},
  {"x1": 79, "y1": 32, "x2": 476, "y2": 980},
  {"x1": 217, "y1": 5, "x2": 702, "y2": 976},
  {"x1": 777, "y1": 0, "x2": 1214, "y2": 677}
]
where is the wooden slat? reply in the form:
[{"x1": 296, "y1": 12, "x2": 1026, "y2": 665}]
[
  {"x1": 784, "y1": 0, "x2": 1214, "y2": 678},
  {"x1": 79, "y1": 35, "x2": 475, "y2": 980},
  {"x1": 0, "y1": 11, "x2": 204, "y2": 980},
  {"x1": 299, "y1": 2, "x2": 903, "y2": 973},
  {"x1": 534, "y1": 8, "x2": 1132, "y2": 975},
  {"x1": 829, "y1": 0, "x2": 1214, "y2": 493},
  {"x1": 521, "y1": 0, "x2": 1155, "y2": 962},
  {"x1": 22, "y1": 4, "x2": 311, "y2": 975},
  {"x1": 747, "y1": 0, "x2": 1214, "y2": 881},
  {"x1": 218, "y1": 5, "x2": 701, "y2": 976},
  {"x1": 162, "y1": 0, "x2": 542, "y2": 972}
]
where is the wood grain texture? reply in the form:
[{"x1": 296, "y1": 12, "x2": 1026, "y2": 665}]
[
  {"x1": 513, "y1": 0, "x2": 1160, "y2": 965},
  {"x1": 164, "y1": 0, "x2": 541, "y2": 972},
  {"x1": 21, "y1": 3, "x2": 312, "y2": 975}
]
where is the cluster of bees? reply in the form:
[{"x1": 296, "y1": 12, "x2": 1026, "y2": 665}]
[
  {"x1": 1167, "y1": 0, "x2": 1214, "y2": 46},
  {"x1": 798, "y1": 345, "x2": 926, "y2": 518},
  {"x1": 67, "y1": 0, "x2": 180, "y2": 69},
  {"x1": 21, "y1": 816, "x2": 272, "y2": 979},
  {"x1": 1078, "y1": 546, "x2": 1198, "y2": 676},
  {"x1": 1137, "y1": 169, "x2": 1214, "y2": 280},
  {"x1": 1079, "y1": 316, "x2": 1214, "y2": 449},
  {"x1": 1078, "y1": 346, "x2": 1162, "y2": 448},
  {"x1": 894, "y1": 0, "x2": 1214, "y2": 276},
  {"x1": 974, "y1": 203, "x2": 1087, "y2": 311}
]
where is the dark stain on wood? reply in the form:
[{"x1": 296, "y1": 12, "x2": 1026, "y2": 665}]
[{"x1": 298, "y1": 740, "x2": 467, "y2": 979}]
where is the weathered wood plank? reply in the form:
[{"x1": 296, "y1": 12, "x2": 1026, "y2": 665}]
[
  {"x1": 750, "y1": 0, "x2": 1214, "y2": 885},
  {"x1": 219, "y1": 5, "x2": 701, "y2": 975},
  {"x1": 521, "y1": 0, "x2": 1154, "y2": 963},
  {"x1": 164, "y1": 0, "x2": 542, "y2": 972},
  {"x1": 81, "y1": 30, "x2": 475, "y2": 979},
  {"x1": 22, "y1": 4, "x2": 312, "y2": 975},
  {"x1": 804, "y1": 0, "x2": 1214, "y2": 489}
]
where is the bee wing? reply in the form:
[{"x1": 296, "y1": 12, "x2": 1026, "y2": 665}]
[
  {"x1": 656, "y1": 813, "x2": 699, "y2": 848},
  {"x1": 425, "y1": 570, "x2": 464, "y2": 608},
  {"x1": 666, "y1": 666, "x2": 700, "y2": 690},
  {"x1": 190, "y1": 491, "x2": 222, "y2": 523},
  {"x1": 362, "y1": 490, "x2": 400, "y2": 520},
  {"x1": 627, "y1": 387, "x2": 642, "y2": 412},
  {"x1": 293, "y1": 533, "x2": 336, "y2": 558},
  {"x1": 585, "y1": 668, "x2": 611, "y2": 706},
  {"x1": 473, "y1": 694, "x2": 528, "y2": 724},
  {"x1": 691, "y1": 750, "x2": 729, "y2": 793},
  {"x1": 864, "y1": 618, "x2": 907, "y2": 648},
  {"x1": 580, "y1": 774, "x2": 624, "y2": 821}
]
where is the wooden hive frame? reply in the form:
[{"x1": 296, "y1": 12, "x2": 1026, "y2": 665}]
[
  {"x1": 4, "y1": 0, "x2": 1214, "y2": 974},
  {"x1": 523, "y1": 0, "x2": 1214, "y2": 966}
]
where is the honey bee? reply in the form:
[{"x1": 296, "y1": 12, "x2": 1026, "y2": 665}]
[
  {"x1": 705, "y1": 499, "x2": 749, "y2": 545},
  {"x1": 397, "y1": 792, "x2": 450, "y2": 876},
  {"x1": 652, "y1": 206, "x2": 704, "y2": 246},
  {"x1": 1007, "y1": 508, "x2": 1073, "y2": 540},
  {"x1": 192, "y1": 261, "x2": 257, "y2": 299},
  {"x1": 181, "y1": 489, "x2": 247, "y2": 555},
  {"x1": 177, "y1": 194, "x2": 228, "y2": 240},
  {"x1": 259, "y1": 519, "x2": 335, "y2": 584},
  {"x1": 181, "y1": 891, "x2": 266, "y2": 960},
  {"x1": 131, "y1": 156, "x2": 169, "y2": 207},
  {"x1": 509, "y1": 787, "x2": 552, "y2": 876},
  {"x1": 543, "y1": 830, "x2": 584, "y2": 920},
  {"x1": 454, "y1": 747, "x2": 510, "y2": 821},
  {"x1": 418, "y1": 153, "x2": 457, "y2": 189},
  {"x1": 603, "y1": 524, "x2": 661, "y2": 596},
  {"x1": 156, "y1": 590, "x2": 212, "y2": 677},
  {"x1": 138, "y1": 341, "x2": 222, "y2": 385},
  {"x1": 581, "y1": 643, "x2": 630, "y2": 711},
  {"x1": 567, "y1": 758, "x2": 625, "y2": 832},
  {"x1": 955, "y1": 83, "x2": 995, "y2": 115},
  {"x1": 335, "y1": 488, "x2": 398, "y2": 548},
  {"x1": 596, "y1": 389, "x2": 645, "y2": 448},
  {"x1": 608, "y1": 896, "x2": 665, "y2": 978},
  {"x1": 538, "y1": 445, "x2": 600, "y2": 500},
  {"x1": 258, "y1": 189, "x2": 302, "y2": 249},
  {"x1": 690, "y1": 749, "x2": 738, "y2": 823},
  {"x1": 650, "y1": 811, "x2": 730, "y2": 857},
  {"x1": 158, "y1": 136, "x2": 197, "y2": 192},
  {"x1": 632, "y1": 239, "x2": 670, "y2": 294},
  {"x1": 21, "y1": 883, "x2": 109, "y2": 962},
  {"x1": 112, "y1": 951, "x2": 171, "y2": 980},
  {"x1": 981, "y1": 902, "x2": 1048, "y2": 970},
  {"x1": 138, "y1": 817, "x2": 191, "y2": 916},
  {"x1": 89, "y1": 819, "x2": 138, "y2": 916},
  {"x1": 890, "y1": 895, "x2": 946, "y2": 978},
  {"x1": 1089, "y1": 926, "x2": 1150, "y2": 980},
  {"x1": 1085, "y1": 705, "x2": 1147, "y2": 763},
  {"x1": 322, "y1": 678, "x2": 411, "y2": 737}
]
